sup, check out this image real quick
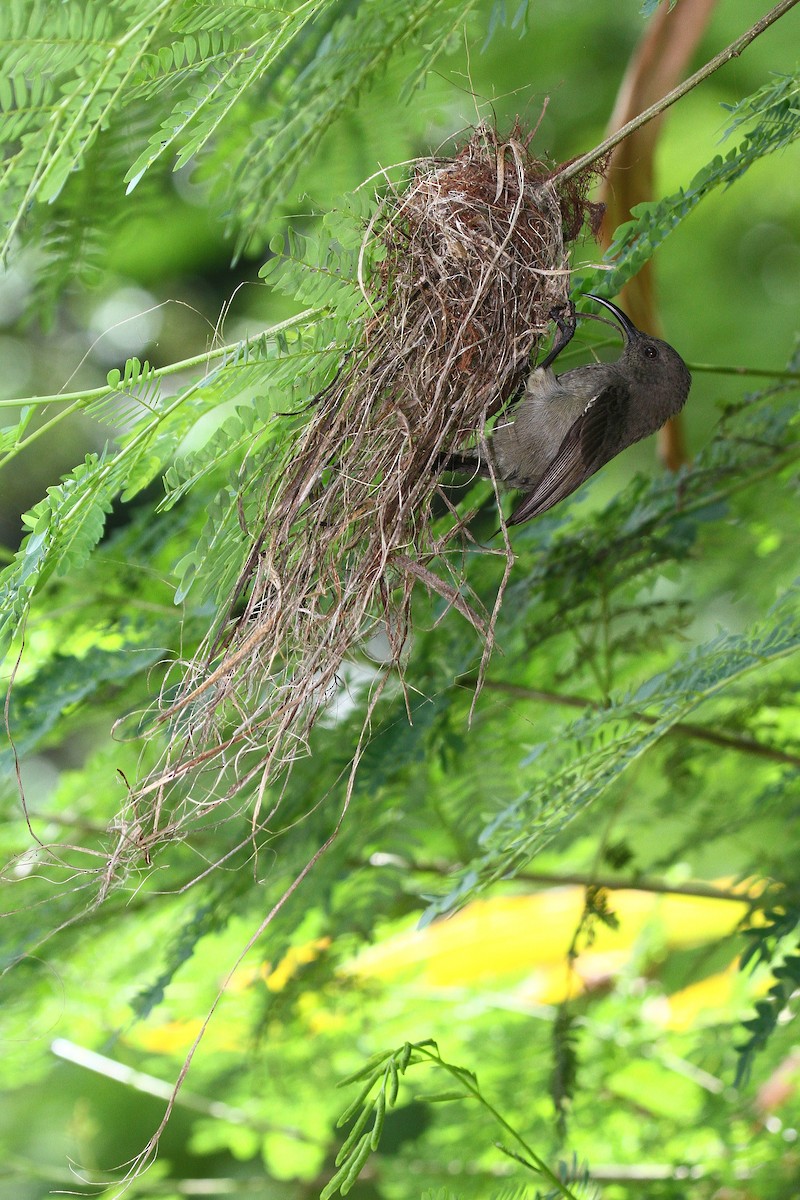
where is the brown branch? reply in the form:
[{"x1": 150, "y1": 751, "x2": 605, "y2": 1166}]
[
  {"x1": 455, "y1": 675, "x2": 800, "y2": 769},
  {"x1": 555, "y1": 0, "x2": 800, "y2": 186},
  {"x1": 687, "y1": 362, "x2": 800, "y2": 380},
  {"x1": 363, "y1": 854, "x2": 762, "y2": 905},
  {"x1": 515, "y1": 870, "x2": 758, "y2": 905}
]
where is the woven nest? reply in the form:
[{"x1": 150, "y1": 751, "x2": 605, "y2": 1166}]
[{"x1": 109, "y1": 122, "x2": 604, "y2": 885}]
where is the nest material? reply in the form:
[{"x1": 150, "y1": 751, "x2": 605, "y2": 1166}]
[{"x1": 110, "y1": 123, "x2": 603, "y2": 884}]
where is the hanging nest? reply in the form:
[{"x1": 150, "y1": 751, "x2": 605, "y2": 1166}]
[{"x1": 107, "y1": 122, "x2": 604, "y2": 886}]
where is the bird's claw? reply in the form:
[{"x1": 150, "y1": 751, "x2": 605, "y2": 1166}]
[{"x1": 538, "y1": 300, "x2": 577, "y2": 370}]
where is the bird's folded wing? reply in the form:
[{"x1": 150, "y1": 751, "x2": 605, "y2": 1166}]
[{"x1": 508, "y1": 382, "x2": 629, "y2": 525}]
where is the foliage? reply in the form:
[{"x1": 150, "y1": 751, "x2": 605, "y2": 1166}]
[
  {"x1": 735, "y1": 901, "x2": 800, "y2": 1085},
  {"x1": 0, "y1": 0, "x2": 488, "y2": 282},
  {"x1": 596, "y1": 66, "x2": 800, "y2": 299},
  {"x1": 1, "y1": 2, "x2": 800, "y2": 1199},
  {"x1": 327, "y1": 1040, "x2": 594, "y2": 1200}
]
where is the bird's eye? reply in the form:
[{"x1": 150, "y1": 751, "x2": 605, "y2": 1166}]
[{"x1": 644, "y1": 344, "x2": 658, "y2": 360}]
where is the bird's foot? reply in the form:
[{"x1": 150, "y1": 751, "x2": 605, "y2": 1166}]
[
  {"x1": 436, "y1": 448, "x2": 482, "y2": 476},
  {"x1": 538, "y1": 300, "x2": 577, "y2": 370}
]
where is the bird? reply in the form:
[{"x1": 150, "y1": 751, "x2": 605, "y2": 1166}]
[{"x1": 441, "y1": 294, "x2": 692, "y2": 525}]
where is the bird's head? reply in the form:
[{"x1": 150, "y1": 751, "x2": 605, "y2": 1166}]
[{"x1": 583, "y1": 293, "x2": 692, "y2": 407}]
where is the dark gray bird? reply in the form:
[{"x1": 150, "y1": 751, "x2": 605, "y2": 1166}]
[{"x1": 442, "y1": 294, "x2": 692, "y2": 525}]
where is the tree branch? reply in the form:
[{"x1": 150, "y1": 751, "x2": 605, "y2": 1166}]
[
  {"x1": 687, "y1": 362, "x2": 800, "y2": 380},
  {"x1": 363, "y1": 854, "x2": 761, "y2": 905},
  {"x1": 455, "y1": 675, "x2": 800, "y2": 769},
  {"x1": 554, "y1": 0, "x2": 800, "y2": 186}
]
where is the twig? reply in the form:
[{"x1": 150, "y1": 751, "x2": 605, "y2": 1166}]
[
  {"x1": 687, "y1": 362, "x2": 800, "y2": 380},
  {"x1": 513, "y1": 869, "x2": 759, "y2": 905},
  {"x1": 455, "y1": 675, "x2": 800, "y2": 769},
  {"x1": 0, "y1": 308, "x2": 319, "y2": 409},
  {"x1": 363, "y1": 854, "x2": 762, "y2": 905},
  {"x1": 554, "y1": 0, "x2": 800, "y2": 186}
]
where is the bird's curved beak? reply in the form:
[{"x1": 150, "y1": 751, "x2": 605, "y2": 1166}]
[{"x1": 582, "y1": 293, "x2": 638, "y2": 342}]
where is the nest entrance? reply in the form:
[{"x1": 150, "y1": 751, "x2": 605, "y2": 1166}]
[{"x1": 112, "y1": 122, "x2": 604, "y2": 883}]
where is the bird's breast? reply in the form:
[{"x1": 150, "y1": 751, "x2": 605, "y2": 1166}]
[{"x1": 491, "y1": 368, "x2": 591, "y2": 488}]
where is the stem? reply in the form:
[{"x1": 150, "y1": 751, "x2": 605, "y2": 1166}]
[
  {"x1": 456, "y1": 676, "x2": 800, "y2": 769},
  {"x1": 554, "y1": 0, "x2": 800, "y2": 185},
  {"x1": 687, "y1": 363, "x2": 800, "y2": 380},
  {"x1": 378, "y1": 856, "x2": 760, "y2": 905},
  {"x1": 0, "y1": 308, "x2": 318, "y2": 409},
  {"x1": 516, "y1": 870, "x2": 755, "y2": 905},
  {"x1": 416, "y1": 1045, "x2": 581, "y2": 1200},
  {"x1": 0, "y1": 307, "x2": 321, "y2": 473}
]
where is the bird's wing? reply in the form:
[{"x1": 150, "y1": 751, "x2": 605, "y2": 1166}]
[{"x1": 508, "y1": 381, "x2": 629, "y2": 525}]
